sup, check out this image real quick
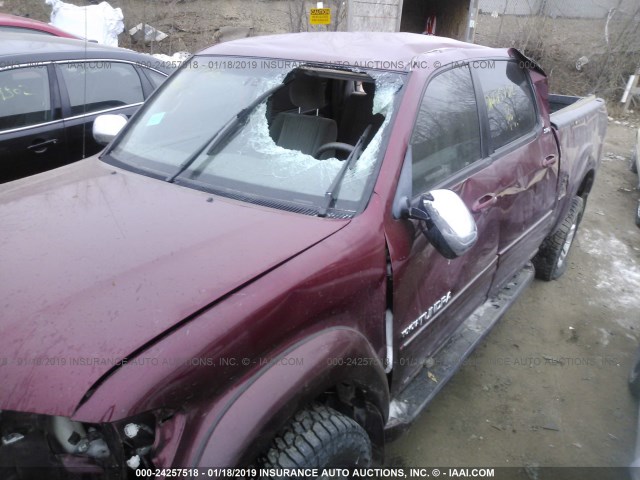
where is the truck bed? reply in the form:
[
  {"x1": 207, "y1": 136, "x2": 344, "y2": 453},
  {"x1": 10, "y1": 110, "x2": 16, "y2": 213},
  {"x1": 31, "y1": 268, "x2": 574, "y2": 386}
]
[
  {"x1": 549, "y1": 94, "x2": 605, "y2": 126},
  {"x1": 549, "y1": 94, "x2": 584, "y2": 114},
  {"x1": 547, "y1": 93, "x2": 608, "y2": 230}
]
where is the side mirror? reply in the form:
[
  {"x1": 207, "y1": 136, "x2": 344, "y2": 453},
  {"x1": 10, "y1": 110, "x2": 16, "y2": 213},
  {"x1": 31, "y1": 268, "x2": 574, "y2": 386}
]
[
  {"x1": 408, "y1": 189, "x2": 478, "y2": 259},
  {"x1": 93, "y1": 114, "x2": 127, "y2": 146}
]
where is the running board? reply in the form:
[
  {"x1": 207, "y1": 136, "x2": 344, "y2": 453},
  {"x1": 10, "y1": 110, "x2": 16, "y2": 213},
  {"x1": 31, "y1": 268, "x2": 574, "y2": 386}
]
[{"x1": 385, "y1": 263, "x2": 535, "y2": 439}]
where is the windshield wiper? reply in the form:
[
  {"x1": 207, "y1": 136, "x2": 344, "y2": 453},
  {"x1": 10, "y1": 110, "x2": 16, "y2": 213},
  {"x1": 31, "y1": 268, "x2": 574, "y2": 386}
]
[
  {"x1": 166, "y1": 82, "x2": 288, "y2": 183},
  {"x1": 317, "y1": 124, "x2": 372, "y2": 217}
]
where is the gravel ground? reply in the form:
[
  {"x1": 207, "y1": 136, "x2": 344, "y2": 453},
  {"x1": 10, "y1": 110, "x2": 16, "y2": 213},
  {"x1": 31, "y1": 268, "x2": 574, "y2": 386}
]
[{"x1": 386, "y1": 120, "x2": 640, "y2": 475}]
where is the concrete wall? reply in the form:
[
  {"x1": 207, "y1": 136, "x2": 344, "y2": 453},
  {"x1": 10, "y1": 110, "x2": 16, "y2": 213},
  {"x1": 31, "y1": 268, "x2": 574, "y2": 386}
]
[
  {"x1": 347, "y1": 0, "x2": 403, "y2": 32},
  {"x1": 478, "y1": 0, "x2": 640, "y2": 19}
]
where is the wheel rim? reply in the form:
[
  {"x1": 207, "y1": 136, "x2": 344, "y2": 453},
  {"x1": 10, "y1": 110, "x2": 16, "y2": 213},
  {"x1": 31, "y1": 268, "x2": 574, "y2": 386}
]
[{"x1": 557, "y1": 222, "x2": 577, "y2": 269}]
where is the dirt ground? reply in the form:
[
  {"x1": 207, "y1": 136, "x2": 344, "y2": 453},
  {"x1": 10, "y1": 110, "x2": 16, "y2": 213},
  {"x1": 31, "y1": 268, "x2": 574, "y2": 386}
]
[{"x1": 385, "y1": 120, "x2": 640, "y2": 475}]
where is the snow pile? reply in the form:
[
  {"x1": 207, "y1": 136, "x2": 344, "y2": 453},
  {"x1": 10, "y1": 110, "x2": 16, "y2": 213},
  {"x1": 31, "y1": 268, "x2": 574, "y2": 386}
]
[
  {"x1": 152, "y1": 52, "x2": 191, "y2": 65},
  {"x1": 580, "y1": 228, "x2": 640, "y2": 316},
  {"x1": 45, "y1": 0, "x2": 124, "y2": 46}
]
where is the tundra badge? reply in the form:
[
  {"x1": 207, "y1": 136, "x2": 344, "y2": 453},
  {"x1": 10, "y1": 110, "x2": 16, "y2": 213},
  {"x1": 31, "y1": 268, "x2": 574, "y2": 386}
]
[{"x1": 401, "y1": 291, "x2": 452, "y2": 338}]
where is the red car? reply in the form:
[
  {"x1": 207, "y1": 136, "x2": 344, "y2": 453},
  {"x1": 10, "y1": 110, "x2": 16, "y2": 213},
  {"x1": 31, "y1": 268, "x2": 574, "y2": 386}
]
[
  {"x1": 0, "y1": 32, "x2": 607, "y2": 477},
  {"x1": 0, "y1": 12, "x2": 79, "y2": 38}
]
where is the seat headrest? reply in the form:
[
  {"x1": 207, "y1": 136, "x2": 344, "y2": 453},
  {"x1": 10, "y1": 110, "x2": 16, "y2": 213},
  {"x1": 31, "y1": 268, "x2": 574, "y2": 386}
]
[{"x1": 289, "y1": 76, "x2": 326, "y2": 111}]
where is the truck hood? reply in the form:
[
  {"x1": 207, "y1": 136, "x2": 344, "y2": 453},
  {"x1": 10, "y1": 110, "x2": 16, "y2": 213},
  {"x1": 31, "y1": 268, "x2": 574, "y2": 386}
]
[{"x1": 0, "y1": 159, "x2": 348, "y2": 417}]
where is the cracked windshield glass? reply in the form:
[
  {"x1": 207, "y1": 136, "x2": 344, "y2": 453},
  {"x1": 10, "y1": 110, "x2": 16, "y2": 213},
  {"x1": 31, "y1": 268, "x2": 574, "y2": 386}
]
[{"x1": 108, "y1": 57, "x2": 404, "y2": 214}]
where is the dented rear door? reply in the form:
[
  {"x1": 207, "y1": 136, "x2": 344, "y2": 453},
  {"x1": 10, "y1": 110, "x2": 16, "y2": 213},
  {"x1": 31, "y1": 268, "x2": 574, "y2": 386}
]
[{"x1": 473, "y1": 60, "x2": 558, "y2": 292}]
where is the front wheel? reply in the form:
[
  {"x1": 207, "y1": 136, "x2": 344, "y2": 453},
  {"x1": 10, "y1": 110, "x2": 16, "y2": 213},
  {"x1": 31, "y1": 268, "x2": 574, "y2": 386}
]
[
  {"x1": 533, "y1": 196, "x2": 584, "y2": 281},
  {"x1": 258, "y1": 404, "x2": 371, "y2": 479}
]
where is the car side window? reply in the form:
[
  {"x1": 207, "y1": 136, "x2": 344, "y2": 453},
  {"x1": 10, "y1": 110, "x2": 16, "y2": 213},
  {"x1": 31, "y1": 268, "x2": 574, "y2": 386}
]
[
  {"x1": 475, "y1": 61, "x2": 537, "y2": 151},
  {"x1": 410, "y1": 65, "x2": 482, "y2": 195},
  {"x1": 59, "y1": 62, "x2": 144, "y2": 116},
  {"x1": 143, "y1": 68, "x2": 167, "y2": 89},
  {"x1": 0, "y1": 65, "x2": 52, "y2": 131}
]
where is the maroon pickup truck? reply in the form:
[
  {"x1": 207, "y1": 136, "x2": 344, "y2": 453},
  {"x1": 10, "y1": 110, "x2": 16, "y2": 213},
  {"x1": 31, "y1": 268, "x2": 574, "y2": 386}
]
[{"x1": 0, "y1": 32, "x2": 607, "y2": 478}]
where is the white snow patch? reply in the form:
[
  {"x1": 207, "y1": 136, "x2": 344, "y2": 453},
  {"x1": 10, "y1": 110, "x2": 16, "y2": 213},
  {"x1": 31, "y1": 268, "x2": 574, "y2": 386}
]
[
  {"x1": 45, "y1": 0, "x2": 124, "y2": 46},
  {"x1": 579, "y1": 228, "x2": 640, "y2": 326},
  {"x1": 152, "y1": 52, "x2": 190, "y2": 65}
]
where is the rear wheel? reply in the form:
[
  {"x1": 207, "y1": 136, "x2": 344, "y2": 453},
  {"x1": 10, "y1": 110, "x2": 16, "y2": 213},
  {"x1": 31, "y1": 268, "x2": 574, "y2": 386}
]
[
  {"x1": 533, "y1": 196, "x2": 584, "y2": 281},
  {"x1": 258, "y1": 404, "x2": 371, "y2": 479}
]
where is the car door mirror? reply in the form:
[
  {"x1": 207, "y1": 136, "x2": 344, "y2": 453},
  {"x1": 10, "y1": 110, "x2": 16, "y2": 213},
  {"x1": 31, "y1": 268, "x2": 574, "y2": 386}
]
[
  {"x1": 93, "y1": 114, "x2": 127, "y2": 146},
  {"x1": 408, "y1": 189, "x2": 478, "y2": 259}
]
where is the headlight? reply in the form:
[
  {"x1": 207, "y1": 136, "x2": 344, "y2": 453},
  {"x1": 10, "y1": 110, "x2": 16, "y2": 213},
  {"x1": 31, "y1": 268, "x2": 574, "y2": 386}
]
[
  {"x1": 51, "y1": 415, "x2": 111, "y2": 459},
  {"x1": 0, "y1": 409, "x2": 158, "y2": 479}
]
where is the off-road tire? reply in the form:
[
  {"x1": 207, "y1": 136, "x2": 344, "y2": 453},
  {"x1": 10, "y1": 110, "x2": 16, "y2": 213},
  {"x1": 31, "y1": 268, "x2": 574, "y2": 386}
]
[
  {"x1": 533, "y1": 196, "x2": 584, "y2": 281},
  {"x1": 629, "y1": 348, "x2": 640, "y2": 398},
  {"x1": 259, "y1": 404, "x2": 371, "y2": 478}
]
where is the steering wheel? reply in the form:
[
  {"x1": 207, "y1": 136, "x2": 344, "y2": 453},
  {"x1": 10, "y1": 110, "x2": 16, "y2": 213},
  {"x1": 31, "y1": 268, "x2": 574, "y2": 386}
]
[{"x1": 314, "y1": 142, "x2": 355, "y2": 159}]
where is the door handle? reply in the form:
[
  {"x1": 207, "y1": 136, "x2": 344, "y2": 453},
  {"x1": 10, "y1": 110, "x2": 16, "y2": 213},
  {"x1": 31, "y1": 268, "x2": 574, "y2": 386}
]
[
  {"x1": 28, "y1": 139, "x2": 58, "y2": 154},
  {"x1": 542, "y1": 154, "x2": 557, "y2": 167},
  {"x1": 472, "y1": 193, "x2": 497, "y2": 212}
]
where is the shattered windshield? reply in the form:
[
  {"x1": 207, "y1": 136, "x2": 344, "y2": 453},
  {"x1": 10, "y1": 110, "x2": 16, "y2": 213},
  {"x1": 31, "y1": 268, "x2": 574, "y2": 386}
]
[{"x1": 107, "y1": 57, "x2": 404, "y2": 216}]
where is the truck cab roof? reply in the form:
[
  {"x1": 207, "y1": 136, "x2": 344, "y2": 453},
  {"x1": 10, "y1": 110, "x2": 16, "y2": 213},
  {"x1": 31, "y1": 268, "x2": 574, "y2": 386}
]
[{"x1": 201, "y1": 31, "x2": 504, "y2": 70}]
